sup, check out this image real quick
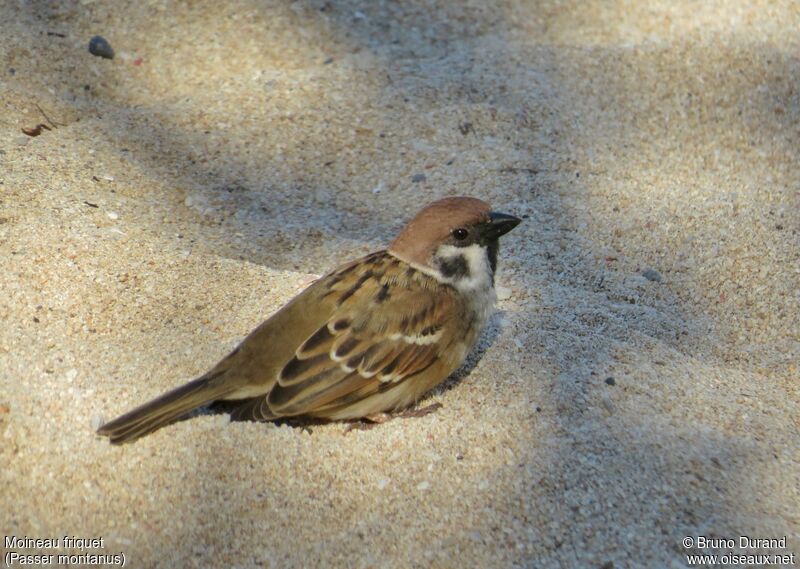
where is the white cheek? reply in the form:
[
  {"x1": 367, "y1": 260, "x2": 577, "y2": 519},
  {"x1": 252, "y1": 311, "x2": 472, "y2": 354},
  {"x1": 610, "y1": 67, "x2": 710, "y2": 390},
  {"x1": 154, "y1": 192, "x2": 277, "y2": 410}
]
[
  {"x1": 436, "y1": 243, "x2": 494, "y2": 293},
  {"x1": 435, "y1": 244, "x2": 496, "y2": 330}
]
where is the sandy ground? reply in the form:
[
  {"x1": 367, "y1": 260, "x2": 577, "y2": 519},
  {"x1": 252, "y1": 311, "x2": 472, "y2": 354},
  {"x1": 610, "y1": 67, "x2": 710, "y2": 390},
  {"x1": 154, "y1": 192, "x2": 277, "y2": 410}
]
[{"x1": 1, "y1": 1, "x2": 798, "y2": 567}]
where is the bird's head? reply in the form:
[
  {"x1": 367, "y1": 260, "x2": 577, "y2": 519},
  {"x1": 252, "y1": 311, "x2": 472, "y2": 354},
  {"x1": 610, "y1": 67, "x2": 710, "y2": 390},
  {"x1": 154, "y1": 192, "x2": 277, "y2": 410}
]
[{"x1": 389, "y1": 196, "x2": 521, "y2": 291}]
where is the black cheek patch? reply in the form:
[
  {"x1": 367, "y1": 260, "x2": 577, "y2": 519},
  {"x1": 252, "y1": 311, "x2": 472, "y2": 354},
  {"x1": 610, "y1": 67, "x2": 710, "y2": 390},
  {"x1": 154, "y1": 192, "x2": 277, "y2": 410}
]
[{"x1": 437, "y1": 255, "x2": 469, "y2": 279}]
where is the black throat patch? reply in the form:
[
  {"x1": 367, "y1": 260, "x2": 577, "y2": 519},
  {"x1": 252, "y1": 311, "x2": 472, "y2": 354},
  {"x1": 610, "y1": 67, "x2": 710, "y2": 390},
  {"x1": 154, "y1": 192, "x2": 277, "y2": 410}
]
[{"x1": 487, "y1": 241, "x2": 498, "y2": 281}]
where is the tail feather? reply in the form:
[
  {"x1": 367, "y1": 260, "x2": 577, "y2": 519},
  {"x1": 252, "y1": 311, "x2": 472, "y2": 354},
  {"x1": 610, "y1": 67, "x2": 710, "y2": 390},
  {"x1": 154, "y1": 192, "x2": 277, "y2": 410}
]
[{"x1": 97, "y1": 372, "x2": 233, "y2": 444}]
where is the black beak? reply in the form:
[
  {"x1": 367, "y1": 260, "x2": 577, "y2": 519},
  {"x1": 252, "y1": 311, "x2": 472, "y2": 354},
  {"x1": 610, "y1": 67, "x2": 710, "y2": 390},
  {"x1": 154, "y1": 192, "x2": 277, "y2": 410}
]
[{"x1": 483, "y1": 211, "x2": 521, "y2": 240}]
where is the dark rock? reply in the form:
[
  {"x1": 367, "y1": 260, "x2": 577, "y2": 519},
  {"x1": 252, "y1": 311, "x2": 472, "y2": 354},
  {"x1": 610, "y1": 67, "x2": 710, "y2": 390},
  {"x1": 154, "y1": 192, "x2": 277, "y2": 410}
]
[
  {"x1": 89, "y1": 36, "x2": 114, "y2": 59},
  {"x1": 642, "y1": 268, "x2": 663, "y2": 282}
]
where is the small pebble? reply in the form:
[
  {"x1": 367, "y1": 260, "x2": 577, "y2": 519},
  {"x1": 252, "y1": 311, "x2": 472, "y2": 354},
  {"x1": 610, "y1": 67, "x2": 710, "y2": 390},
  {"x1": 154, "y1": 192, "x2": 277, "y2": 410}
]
[
  {"x1": 642, "y1": 268, "x2": 663, "y2": 282},
  {"x1": 107, "y1": 211, "x2": 119, "y2": 220},
  {"x1": 605, "y1": 376, "x2": 616, "y2": 386},
  {"x1": 411, "y1": 173, "x2": 426, "y2": 183},
  {"x1": 416, "y1": 481, "x2": 430, "y2": 491},
  {"x1": 90, "y1": 414, "x2": 104, "y2": 431},
  {"x1": 496, "y1": 285, "x2": 512, "y2": 301},
  {"x1": 88, "y1": 35, "x2": 115, "y2": 59},
  {"x1": 377, "y1": 479, "x2": 389, "y2": 490}
]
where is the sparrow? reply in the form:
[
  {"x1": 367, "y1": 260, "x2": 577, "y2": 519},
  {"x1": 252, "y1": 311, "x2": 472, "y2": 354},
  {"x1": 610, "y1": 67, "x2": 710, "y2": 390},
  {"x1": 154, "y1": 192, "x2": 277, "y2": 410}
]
[{"x1": 97, "y1": 196, "x2": 520, "y2": 443}]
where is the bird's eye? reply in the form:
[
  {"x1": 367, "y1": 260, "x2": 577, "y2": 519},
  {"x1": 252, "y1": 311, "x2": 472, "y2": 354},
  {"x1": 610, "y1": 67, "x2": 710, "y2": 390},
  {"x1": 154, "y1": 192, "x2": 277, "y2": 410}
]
[{"x1": 452, "y1": 228, "x2": 469, "y2": 241}]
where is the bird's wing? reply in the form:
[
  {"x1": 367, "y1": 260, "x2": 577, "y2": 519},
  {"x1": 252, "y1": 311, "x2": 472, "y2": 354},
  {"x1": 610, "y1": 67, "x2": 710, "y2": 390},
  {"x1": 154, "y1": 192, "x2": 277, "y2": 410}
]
[{"x1": 230, "y1": 251, "x2": 463, "y2": 420}]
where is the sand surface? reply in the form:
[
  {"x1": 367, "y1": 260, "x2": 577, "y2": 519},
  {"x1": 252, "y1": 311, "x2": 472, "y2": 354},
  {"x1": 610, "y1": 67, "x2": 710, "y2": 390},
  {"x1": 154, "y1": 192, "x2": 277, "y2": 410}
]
[{"x1": 1, "y1": 1, "x2": 798, "y2": 567}]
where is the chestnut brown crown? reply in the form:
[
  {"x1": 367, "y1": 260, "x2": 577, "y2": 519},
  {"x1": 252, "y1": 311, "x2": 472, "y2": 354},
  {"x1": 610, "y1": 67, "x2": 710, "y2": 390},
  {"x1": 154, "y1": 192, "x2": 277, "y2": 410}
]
[{"x1": 389, "y1": 197, "x2": 519, "y2": 268}]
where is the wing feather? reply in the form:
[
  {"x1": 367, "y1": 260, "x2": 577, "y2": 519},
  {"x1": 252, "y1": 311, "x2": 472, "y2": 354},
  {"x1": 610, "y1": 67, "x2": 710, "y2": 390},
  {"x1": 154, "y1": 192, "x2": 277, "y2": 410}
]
[{"x1": 262, "y1": 253, "x2": 461, "y2": 419}]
